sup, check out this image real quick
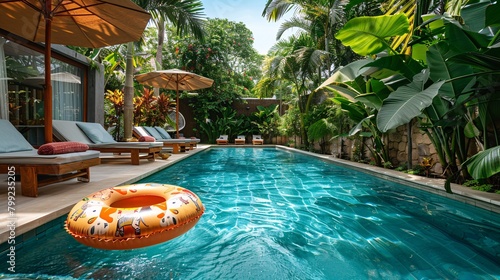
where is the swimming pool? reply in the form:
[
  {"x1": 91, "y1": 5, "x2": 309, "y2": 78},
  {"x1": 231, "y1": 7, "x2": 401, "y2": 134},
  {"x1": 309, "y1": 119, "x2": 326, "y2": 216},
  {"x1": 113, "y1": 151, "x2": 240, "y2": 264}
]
[{"x1": 1, "y1": 147, "x2": 499, "y2": 279}]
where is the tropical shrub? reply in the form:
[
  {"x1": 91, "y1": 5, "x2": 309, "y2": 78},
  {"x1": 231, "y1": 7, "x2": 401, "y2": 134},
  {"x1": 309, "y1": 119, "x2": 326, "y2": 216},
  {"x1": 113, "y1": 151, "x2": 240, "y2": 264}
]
[{"x1": 319, "y1": 7, "x2": 500, "y2": 192}]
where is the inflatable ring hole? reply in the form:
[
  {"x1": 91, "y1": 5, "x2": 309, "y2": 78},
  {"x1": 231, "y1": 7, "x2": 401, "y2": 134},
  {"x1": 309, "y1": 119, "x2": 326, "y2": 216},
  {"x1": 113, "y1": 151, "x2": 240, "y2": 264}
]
[{"x1": 110, "y1": 195, "x2": 166, "y2": 208}]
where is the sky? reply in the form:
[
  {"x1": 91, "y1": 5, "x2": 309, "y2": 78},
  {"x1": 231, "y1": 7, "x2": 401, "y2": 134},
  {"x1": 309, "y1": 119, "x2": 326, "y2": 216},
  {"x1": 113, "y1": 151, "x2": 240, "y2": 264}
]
[{"x1": 200, "y1": 0, "x2": 292, "y2": 55}]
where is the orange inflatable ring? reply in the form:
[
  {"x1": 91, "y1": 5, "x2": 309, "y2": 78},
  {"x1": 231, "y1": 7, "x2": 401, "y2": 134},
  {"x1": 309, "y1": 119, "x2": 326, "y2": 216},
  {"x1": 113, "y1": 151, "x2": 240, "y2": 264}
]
[{"x1": 65, "y1": 183, "x2": 204, "y2": 250}]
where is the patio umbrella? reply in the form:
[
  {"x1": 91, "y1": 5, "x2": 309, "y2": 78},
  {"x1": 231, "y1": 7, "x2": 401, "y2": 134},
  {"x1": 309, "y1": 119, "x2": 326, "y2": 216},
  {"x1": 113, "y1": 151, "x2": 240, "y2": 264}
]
[
  {"x1": 134, "y1": 69, "x2": 214, "y2": 138},
  {"x1": 0, "y1": 0, "x2": 151, "y2": 142}
]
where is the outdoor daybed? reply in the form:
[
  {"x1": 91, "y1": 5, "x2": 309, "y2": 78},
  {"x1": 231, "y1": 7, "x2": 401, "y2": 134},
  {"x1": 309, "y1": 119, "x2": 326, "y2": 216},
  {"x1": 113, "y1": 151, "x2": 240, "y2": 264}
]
[
  {"x1": 0, "y1": 120, "x2": 100, "y2": 197},
  {"x1": 53, "y1": 120, "x2": 162, "y2": 165}
]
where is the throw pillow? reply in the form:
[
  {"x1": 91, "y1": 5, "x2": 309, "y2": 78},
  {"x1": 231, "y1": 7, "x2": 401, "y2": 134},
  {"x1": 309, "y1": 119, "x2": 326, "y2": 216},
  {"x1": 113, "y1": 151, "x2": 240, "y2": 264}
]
[
  {"x1": 154, "y1": 126, "x2": 172, "y2": 139},
  {"x1": 139, "y1": 136, "x2": 155, "y2": 142},
  {"x1": 38, "y1": 142, "x2": 89, "y2": 155},
  {"x1": 76, "y1": 122, "x2": 116, "y2": 144}
]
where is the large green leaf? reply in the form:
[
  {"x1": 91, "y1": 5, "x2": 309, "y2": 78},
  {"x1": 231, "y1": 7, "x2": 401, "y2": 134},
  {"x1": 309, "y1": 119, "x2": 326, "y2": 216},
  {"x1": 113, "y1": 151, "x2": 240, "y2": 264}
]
[
  {"x1": 316, "y1": 59, "x2": 373, "y2": 90},
  {"x1": 323, "y1": 85, "x2": 359, "y2": 101},
  {"x1": 308, "y1": 119, "x2": 336, "y2": 141},
  {"x1": 427, "y1": 42, "x2": 474, "y2": 99},
  {"x1": 349, "y1": 115, "x2": 374, "y2": 136},
  {"x1": 464, "y1": 120, "x2": 480, "y2": 138},
  {"x1": 464, "y1": 146, "x2": 500, "y2": 179},
  {"x1": 461, "y1": 1, "x2": 491, "y2": 32},
  {"x1": 485, "y1": 1, "x2": 500, "y2": 27},
  {"x1": 333, "y1": 97, "x2": 367, "y2": 123},
  {"x1": 448, "y1": 52, "x2": 500, "y2": 72},
  {"x1": 377, "y1": 75, "x2": 445, "y2": 132},
  {"x1": 335, "y1": 14, "x2": 410, "y2": 56},
  {"x1": 364, "y1": 55, "x2": 424, "y2": 80}
]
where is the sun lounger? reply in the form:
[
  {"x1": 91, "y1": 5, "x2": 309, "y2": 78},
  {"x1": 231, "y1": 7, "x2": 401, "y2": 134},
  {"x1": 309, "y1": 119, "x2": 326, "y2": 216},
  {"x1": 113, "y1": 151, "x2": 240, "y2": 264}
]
[
  {"x1": 160, "y1": 129, "x2": 200, "y2": 149},
  {"x1": 235, "y1": 135, "x2": 246, "y2": 145},
  {"x1": 150, "y1": 126, "x2": 200, "y2": 151},
  {"x1": 53, "y1": 120, "x2": 162, "y2": 165},
  {"x1": 216, "y1": 135, "x2": 228, "y2": 145},
  {"x1": 0, "y1": 120, "x2": 100, "y2": 197},
  {"x1": 133, "y1": 126, "x2": 191, "y2": 154},
  {"x1": 252, "y1": 135, "x2": 264, "y2": 145}
]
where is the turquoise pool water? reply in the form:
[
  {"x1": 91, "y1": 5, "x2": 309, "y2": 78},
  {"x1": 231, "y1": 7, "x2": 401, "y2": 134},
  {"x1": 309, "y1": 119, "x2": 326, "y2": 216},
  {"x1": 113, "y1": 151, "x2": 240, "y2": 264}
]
[{"x1": 1, "y1": 147, "x2": 500, "y2": 279}]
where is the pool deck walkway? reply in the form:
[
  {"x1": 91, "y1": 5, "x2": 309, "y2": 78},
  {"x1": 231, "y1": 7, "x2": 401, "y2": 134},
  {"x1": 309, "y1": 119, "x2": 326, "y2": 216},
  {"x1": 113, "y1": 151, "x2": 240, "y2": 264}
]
[{"x1": 1, "y1": 145, "x2": 499, "y2": 245}]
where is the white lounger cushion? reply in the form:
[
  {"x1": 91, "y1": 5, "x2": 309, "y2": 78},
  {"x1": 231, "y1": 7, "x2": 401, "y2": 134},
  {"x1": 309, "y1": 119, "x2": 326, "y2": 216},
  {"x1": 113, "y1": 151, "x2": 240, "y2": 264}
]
[
  {"x1": 54, "y1": 120, "x2": 163, "y2": 148},
  {"x1": 0, "y1": 150, "x2": 100, "y2": 165}
]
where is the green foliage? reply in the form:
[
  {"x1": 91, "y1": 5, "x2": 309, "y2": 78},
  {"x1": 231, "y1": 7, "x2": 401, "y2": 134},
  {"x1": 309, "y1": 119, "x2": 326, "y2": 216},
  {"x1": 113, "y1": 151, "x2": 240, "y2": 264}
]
[
  {"x1": 319, "y1": 4, "x2": 500, "y2": 191},
  {"x1": 196, "y1": 107, "x2": 254, "y2": 143},
  {"x1": 463, "y1": 179, "x2": 494, "y2": 192},
  {"x1": 336, "y1": 14, "x2": 410, "y2": 55},
  {"x1": 395, "y1": 164, "x2": 407, "y2": 172},
  {"x1": 252, "y1": 104, "x2": 280, "y2": 142},
  {"x1": 160, "y1": 18, "x2": 263, "y2": 135},
  {"x1": 279, "y1": 106, "x2": 302, "y2": 143},
  {"x1": 463, "y1": 146, "x2": 500, "y2": 179}
]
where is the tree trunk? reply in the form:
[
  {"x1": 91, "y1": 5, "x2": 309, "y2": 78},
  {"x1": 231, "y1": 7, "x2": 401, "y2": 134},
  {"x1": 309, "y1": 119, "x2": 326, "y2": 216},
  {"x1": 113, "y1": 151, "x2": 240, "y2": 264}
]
[
  {"x1": 123, "y1": 42, "x2": 134, "y2": 141},
  {"x1": 153, "y1": 18, "x2": 165, "y2": 97}
]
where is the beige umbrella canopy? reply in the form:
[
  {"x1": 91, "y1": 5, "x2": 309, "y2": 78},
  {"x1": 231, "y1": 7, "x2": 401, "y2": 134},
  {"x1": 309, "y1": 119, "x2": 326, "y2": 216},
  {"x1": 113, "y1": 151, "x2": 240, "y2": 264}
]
[
  {"x1": 135, "y1": 69, "x2": 214, "y2": 138},
  {"x1": 0, "y1": 0, "x2": 151, "y2": 142}
]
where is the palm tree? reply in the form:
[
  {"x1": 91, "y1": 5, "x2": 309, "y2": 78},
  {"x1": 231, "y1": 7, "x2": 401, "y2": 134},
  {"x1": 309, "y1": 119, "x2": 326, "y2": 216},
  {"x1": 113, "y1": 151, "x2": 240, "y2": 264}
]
[
  {"x1": 256, "y1": 34, "x2": 324, "y2": 148},
  {"x1": 122, "y1": 0, "x2": 206, "y2": 140}
]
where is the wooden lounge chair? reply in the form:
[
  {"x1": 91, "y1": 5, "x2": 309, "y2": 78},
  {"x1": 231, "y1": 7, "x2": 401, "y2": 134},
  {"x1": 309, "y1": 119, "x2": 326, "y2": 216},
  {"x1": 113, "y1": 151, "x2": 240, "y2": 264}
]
[
  {"x1": 150, "y1": 126, "x2": 200, "y2": 151},
  {"x1": 133, "y1": 126, "x2": 192, "y2": 154},
  {"x1": 0, "y1": 120, "x2": 100, "y2": 197},
  {"x1": 235, "y1": 135, "x2": 246, "y2": 145},
  {"x1": 252, "y1": 135, "x2": 264, "y2": 145},
  {"x1": 53, "y1": 120, "x2": 162, "y2": 165},
  {"x1": 216, "y1": 135, "x2": 228, "y2": 145}
]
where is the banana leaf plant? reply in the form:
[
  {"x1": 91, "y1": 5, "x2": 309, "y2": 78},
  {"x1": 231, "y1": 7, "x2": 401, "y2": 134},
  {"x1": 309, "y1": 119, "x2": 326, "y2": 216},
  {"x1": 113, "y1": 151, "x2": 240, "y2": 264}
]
[{"x1": 328, "y1": 5, "x2": 500, "y2": 192}]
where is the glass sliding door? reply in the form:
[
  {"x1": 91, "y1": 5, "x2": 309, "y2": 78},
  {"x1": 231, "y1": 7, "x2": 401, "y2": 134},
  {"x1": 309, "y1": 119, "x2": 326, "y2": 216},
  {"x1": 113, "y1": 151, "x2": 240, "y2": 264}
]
[{"x1": 1, "y1": 38, "x2": 85, "y2": 144}]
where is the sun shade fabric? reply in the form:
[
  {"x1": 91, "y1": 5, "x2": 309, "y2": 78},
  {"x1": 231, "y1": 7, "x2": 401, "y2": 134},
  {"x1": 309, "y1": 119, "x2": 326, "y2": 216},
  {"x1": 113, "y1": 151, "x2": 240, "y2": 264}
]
[
  {"x1": 76, "y1": 122, "x2": 117, "y2": 144},
  {"x1": 154, "y1": 127, "x2": 172, "y2": 139},
  {"x1": 134, "y1": 69, "x2": 214, "y2": 90},
  {"x1": 143, "y1": 126, "x2": 164, "y2": 140},
  {"x1": 139, "y1": 136, "x2": 155, "y2": 142},
  {"x1": 38, "y1": 142, "x2": 89, "y2": 155},
  {"x1": 0, "y1": 120, "x2": 35, "y2": 153},
  {"x1": 0, "y1": 0, "x2": 151, "y2": 49}
]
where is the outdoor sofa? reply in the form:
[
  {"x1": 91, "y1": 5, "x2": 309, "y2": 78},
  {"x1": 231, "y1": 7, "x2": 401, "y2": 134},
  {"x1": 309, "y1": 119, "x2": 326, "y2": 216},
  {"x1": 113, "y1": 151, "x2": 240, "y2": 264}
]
[{"x1": 0, "y1": 120, "x2": 100, "y2": 197}]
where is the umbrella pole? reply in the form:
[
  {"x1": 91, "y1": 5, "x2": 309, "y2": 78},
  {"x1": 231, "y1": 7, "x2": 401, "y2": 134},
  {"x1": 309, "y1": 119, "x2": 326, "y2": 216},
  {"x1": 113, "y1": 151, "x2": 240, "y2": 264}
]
[
  {"x1": 176, "y1": 77, "x2": 180, "y2": 138},
  {"x1": 44, "y1": 1, "x2": 53, "y2": 143}
]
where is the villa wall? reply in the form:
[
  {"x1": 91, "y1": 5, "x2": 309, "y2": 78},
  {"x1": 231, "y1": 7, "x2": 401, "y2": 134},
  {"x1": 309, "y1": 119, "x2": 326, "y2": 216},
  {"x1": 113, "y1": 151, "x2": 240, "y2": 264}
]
[
  {"x1": 327, "y1": 121, "x2": 441, "y2": 173},
  {"x1": 387, "y1": 122, "x2": 441, "y2": 173},
  {"x1": 178, "y1": 97, "x2": 284, "y2": 139}
]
